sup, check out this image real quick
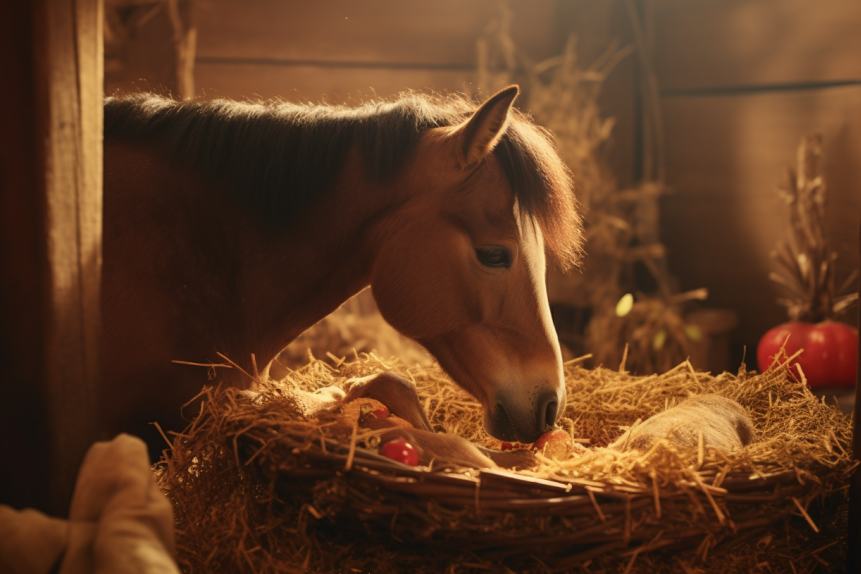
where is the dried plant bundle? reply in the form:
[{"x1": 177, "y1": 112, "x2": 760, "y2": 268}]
[
  {"x1": 771, "y1": 134, "x2": 858, "y2": 321},
  {"x1": 156, "y1": 350, "x2": 852, "y2": 574}
]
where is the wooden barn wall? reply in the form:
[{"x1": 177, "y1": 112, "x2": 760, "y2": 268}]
[
  {"x1": 187, "y1": 0, "x2": 636, "y2": 190},
  {"x1": 105, "y1": 0, "x2": 637, "y2": 219},
  {"x1": 652, "y1": 0, "x2": 861, "y2": 359},
  {"x1": 195, "y1": 1, "x2": 564, "y2": 101}
]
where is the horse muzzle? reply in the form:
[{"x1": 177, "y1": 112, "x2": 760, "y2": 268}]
[{"x1": 484, "y1": 383, "x2": 567, "y2": 444}]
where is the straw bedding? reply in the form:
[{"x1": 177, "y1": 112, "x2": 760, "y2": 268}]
[{"x1": 155, "y1": 350, "x2": 854, "y2": 573}]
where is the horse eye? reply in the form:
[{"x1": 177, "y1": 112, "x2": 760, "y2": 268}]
[{"x1": 476, "y1": 246, "x2": 512, "y2": 269}]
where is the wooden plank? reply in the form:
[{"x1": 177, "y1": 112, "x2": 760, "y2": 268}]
[
  {"x1": 0, "y1": 0, "x2": 50, "y2": 512},
  {"x1": 558, "y1": 0, "x2": 638, "y2": 188},
  {"x1": 652, "y1": 0, "x2": 861, "y2": 91},
  {"x1": 194, "y1": 0, "x2": 635, "y2": 180},
  {"x1": 851, "y1": 218, "x2": 861, "y2": 570},
  {"x1": 851, "y1": 219, "x2": 861, "y2": 571},
  {"x1": 195, "y1": 0, "x2": 561, "y2": 67},
  {"x1": 42, "y1": 0, "x2": 104, "y2": 514},
  {"x1": 195, "y1": 62, "x2": 474, "y2": 103},
  {"x1": 105, "y1": 5, "x2": 176, "y2": 95},
  {"x1": 660, "y1": 87, "x2": 861, "y2": 351},
  {"x1": 0, "y1": 0, "x2": 103, "y2": 513}
]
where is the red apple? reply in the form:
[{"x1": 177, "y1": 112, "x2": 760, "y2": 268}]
[
  {"x1": 532, "y1": 429, "x2": 574, "y2": 459},
  {"x1": 380, "y1": 438, "x2": 419, "y2": 466},
  {"x1": 370, "y1": 405, "x2": 389, "y2": 419},
  {"x1": 757, "y1": 320, "x2": 858, "y2": 388}
]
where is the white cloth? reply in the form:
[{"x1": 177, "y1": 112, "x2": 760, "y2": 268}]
[{"x1": 0, "y1": 434, "x2": 178, "y2": 574}]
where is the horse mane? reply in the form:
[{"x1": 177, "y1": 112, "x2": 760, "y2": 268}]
[{"x1": 103, "y1": 91, "x2": 582, "y2": 269}]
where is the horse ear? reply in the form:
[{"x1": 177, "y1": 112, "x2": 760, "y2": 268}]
[{"x1": 453, "y1": 85, "x2": 519, "y2": 168}]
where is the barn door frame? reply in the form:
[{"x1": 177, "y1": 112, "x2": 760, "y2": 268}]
[{"x1": 0, "y1": 0, "x2": 103, "y2": 514}]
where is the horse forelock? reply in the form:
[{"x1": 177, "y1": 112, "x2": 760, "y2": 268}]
[
  {"x1": 103, "y1": 91, "x2": 582, "y2": 265},
  {"x1": 493, "y1": 118, "x2": 584, "y2": 272}
]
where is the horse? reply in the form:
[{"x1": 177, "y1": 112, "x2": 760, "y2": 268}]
[{"x1": 101, "y1": 86, "x2": 584, "y2": 453}]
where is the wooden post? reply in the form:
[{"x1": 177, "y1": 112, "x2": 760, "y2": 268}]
[
  {"x1": 849, "y1": 214, "x2": 861, "y2": 569},
  {"x1": 0, "y1": 0, "x2": 103, "y2": 514}
]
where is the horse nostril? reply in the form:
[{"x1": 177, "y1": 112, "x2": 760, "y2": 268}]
[
  {"x1": 538, "y1": 391, "x2": 560, "y2": 432},
  {"x1": 493, "y1": 402, "x2": 517, "y2": 442},
  {"x1": 545, "y1": 400, "x2": 558, "y2": 429}
]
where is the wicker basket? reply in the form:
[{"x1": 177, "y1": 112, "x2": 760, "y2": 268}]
[{"x1": 156, "y1": 353, "x2": 853, "y2": 573}]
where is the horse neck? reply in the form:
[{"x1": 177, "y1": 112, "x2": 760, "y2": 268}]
[
  {"x1": 101, "y1": 142, "x2": 399, "y2": 439},
  {"x1": 233, "y1": 148, "x2": 394, "y2": 373}
]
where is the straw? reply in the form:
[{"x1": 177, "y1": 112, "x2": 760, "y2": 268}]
[{"x1": 154, "y1": 346, "x2": 852, "y2": 573}]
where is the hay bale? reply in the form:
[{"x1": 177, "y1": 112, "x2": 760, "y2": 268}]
[{"x1": 155, "y1": 351, "x2": 853, "y2": 573}]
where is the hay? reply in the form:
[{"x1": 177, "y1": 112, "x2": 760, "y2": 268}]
[
  {"x1": 155, "y1": 350, "x2": 854, "y2": 573},
  {"x1": 274, "y1": 293, "x2": 432, "y2": 373}
]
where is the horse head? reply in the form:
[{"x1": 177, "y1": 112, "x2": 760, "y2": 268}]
[{"x1": 370, "y1": 87, "x2": 582, "y2": 443}]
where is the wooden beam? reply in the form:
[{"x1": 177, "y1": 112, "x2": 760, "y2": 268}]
[
  {"x1": 652, "y1": 0, "x2": 861, "y2": 91},
  {"x1": 0, "y1": 0, "x2": 103, "y2": 514},
  {"x1": 194, "y1": 0, "x2": 560, "y2": 68},
  {"x1": 849, "y1": 212, "x2": 861, "y2": 570}
]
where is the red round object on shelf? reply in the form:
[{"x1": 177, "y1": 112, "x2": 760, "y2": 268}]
[
  {"x1": 380, "y1": 438, "x2": 419, "y2": 466},
  {"x1": 756, "y1": 320, "x2": 858, "y2": 388}
]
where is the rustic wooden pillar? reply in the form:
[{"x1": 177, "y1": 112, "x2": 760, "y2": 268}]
[
  {"x1": 0, "y1": 0, "x2": 103, "y2": 514},
  {"x1": 850, "y1": 215, "x2": 861, "y2": 569}
]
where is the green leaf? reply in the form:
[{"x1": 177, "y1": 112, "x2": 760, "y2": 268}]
[
  {"x1": 684, "y1": 325, "x2": 702, "y2": 341},
  {"x1": 615, "y1": 293, "x2": 634, "y2": 317},
  {"x1": 653, "y1": 329, "x2": 667, "y2": 350}
]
